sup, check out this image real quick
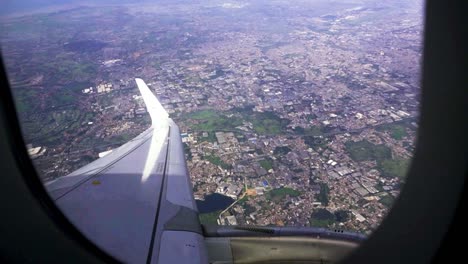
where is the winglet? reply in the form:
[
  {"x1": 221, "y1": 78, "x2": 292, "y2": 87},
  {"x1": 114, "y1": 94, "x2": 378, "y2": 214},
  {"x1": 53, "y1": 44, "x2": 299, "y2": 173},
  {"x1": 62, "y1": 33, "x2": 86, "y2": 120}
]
[{"x1": 135, "y1": 78, "x2": 168, "y2": 127}]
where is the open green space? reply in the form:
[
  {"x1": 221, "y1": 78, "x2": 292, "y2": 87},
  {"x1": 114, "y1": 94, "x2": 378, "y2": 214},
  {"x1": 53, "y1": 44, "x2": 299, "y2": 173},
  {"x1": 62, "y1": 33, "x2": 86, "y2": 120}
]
[
  {"x1": 238, "y1": 196, "x2": 249, "y2": 205},
  {"x1": 20, "y1": 108, "x2": 88, "y2": 145},
  {"x1": 309, "y1": 208, "x2": 335, "y2": 228},
  {"x1": 185, "y1": 109, "x2": 243, "y2": 131},
  {"x1": 334, "y1": 210, "x2": 350, "y2": 222},
  {"x1": 259, "y1": 159, "x2": 273, "y2": 171},
  {"x1": 249, "y1": 111, "x2": 289, "y2": 135},
  {"x1": 293, "y1": 126, "x2": 325, "y2": 137},
  {"x1": 48, "y1": 81, "x2": 93, "y2": 108},
  {"x1": 187, "y1": 109, "x2": 219, "y2": 120},
  {"x1": 379, "y1": 158, "x2": 410, "y2": 179},
  {"x1": 204, "y1": 154, "x2": 232, "y2": 170},
  {"x1": 199, "y1": 211, "x2": 221, "y2": 225},
  {"x1": 379, "y1": 195, "x2": 395, "y2": 208},
  {"x1": 184, "y1": 107, "x2": 290, "y2": 135},
  {"x1": 315, "y1": 183, "x2": 330, "y2": 206},
  {"x1": 243, "y1": 203, "x2": 257, "y2": 215},
  {"x1": 309, "y1": 208, "x2": 351, "y2": 228},
  {"x1": 266, "y1": 187, "x2": 301, "y2": 202},
  {"x1": 273, "y1": 146, "x2": 291, "y2": 156},
  {"x1": 377, "y1": 123, "x2": 408, "y2": 140},
  {"x1": 231, "y1": 106, "x2": 290, "y2": 135},
  {"x1": 45, "y1": 54, "x2": 97, "y2": 82},
  {"x1": 209, "y1": 68, "x2": 228, "y2": 79},
  {"x1": 12, "y1": 88, "x2": 40, "y2": 114},
  {"x1": 346, "y1": 140, "x2": 410, "y2": 179},
  {"x1": 303, "y1": 136, "x2": 329, "y2": 150},
  {"x1": 184, "y1": 108, "x2": 289, "y2": 135},
  {"x1": 309, "y1": 218, "x2": 334, "y2": 228},
  {"x1": 293, "y1": 125, "x2": 330, "y2": 150},
  {"x1": 199, "y1": 131, "x2": 217, "y2": 143},
  {"x1": 345, "y1": 140, "x2": 392, "y2": 162},
  {"x1": 376, "y1": 119, "x2": 417, "y2": 139}
]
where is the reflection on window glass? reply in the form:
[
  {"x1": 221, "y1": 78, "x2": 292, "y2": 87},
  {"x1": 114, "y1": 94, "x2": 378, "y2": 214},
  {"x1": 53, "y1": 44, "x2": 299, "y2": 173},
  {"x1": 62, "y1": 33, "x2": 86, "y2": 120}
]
[{"x1": 1, "y1": 0, "x2": 423, "y2": 235}]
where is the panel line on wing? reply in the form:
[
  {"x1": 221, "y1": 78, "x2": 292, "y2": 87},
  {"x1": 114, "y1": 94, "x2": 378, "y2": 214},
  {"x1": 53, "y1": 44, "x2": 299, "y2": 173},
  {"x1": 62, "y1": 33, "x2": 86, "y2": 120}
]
[
  {"x1": 51, "y1": 130, "x2": 154, "y2": 201},
  {"x1": 146, "y1": 127, "x2": 172, "y2": 264}
]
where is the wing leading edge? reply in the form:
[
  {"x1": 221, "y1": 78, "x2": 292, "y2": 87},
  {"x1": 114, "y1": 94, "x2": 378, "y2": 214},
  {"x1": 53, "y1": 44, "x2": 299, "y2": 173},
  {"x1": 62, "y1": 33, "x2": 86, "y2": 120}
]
[{"x1": 45, "y1": 79, "x2": 207, "y2": 264}]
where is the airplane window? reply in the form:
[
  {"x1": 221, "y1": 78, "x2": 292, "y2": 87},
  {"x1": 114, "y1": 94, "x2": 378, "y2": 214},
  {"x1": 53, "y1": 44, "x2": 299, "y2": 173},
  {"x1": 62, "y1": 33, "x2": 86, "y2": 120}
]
[{"x1": 0, "y1": 0, "x2": 424, "y2": 260}]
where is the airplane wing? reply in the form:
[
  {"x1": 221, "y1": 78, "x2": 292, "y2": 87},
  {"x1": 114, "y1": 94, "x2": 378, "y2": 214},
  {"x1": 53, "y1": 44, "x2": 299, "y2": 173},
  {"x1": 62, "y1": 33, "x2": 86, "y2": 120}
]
[{"x1": 45, "y1": 79, "x2": 207, "y2": 264}]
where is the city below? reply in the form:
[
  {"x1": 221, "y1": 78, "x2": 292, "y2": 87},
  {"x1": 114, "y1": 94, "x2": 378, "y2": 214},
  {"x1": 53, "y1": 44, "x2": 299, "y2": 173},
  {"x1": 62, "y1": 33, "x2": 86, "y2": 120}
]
[{"x1": 0, "y1": 0, "x2": 423, "y2": 235}]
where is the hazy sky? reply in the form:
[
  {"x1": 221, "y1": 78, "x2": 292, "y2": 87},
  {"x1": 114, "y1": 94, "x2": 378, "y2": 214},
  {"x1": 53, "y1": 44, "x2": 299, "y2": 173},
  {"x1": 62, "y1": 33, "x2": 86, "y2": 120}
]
[{"x1": 1, "y1": 0, "x2": 156, "y2": 15}]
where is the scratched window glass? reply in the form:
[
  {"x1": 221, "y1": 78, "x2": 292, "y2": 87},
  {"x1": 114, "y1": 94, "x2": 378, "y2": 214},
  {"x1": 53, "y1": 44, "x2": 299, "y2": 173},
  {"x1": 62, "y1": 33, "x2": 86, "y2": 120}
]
[{"x1": 1, "y1": 0, "x2": 423, "y2": 235}]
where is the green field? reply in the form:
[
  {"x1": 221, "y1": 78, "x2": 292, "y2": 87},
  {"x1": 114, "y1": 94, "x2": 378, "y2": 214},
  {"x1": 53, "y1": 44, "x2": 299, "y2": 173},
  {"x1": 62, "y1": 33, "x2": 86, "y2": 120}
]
[
  {"x1": 250, "y1": 111, "x2": 289, "y2": 135},
  {"x1": 184, "y1": 108, "x2": 289, "y2": 135},
  {"x1": 379, "y1": 195, "x2": 395, "y2": 208},
  {"x1": 273, "y1": 146, "x2": 291, "y2": 155},
  {"x1": 377, "y1": 123, "x2": 408, "y2": 140},
  {"x1": 42, "y1": 52, "x2": 98, "y2": 82},
  {"x1": 293, "y1": 126, "x2": 325, "y2": 137},
  {"x1": 187, "y1": 109, "x2": 219, "y2": 120},
  {"x1": 266, "y1": 187, "x2": 301, "y2": 202},
  {"x1": 230, "y1": 106, "x2": 289, "y2": 135},
  {"x1": 303, "y1": 136, "x2": 328, "y2": 150},
  {"x1": 238, "y1": 196, "x2": 249, "y2": 205},
  {"x1": 309, "y1": 208, "x2": 335, "y2": 228},
  {"x1": 334, "y1": 210, "x2": 350, "y2": 222},
  {"x1": 377, "y1": 119, "x2": 417, "y2": 140},
  {"x1": 315, "y1": 183, "x2": 330, "y2": 206},
  {"x1": 204, "y1": 155, "x2": 232, "y2": 170},
  {"x1": 186, "y1": 109, "x2": 243, "y2": 131},
  {"x1": 20, "y1": 109, "x2": 88, "y2": 145},
  {"x1": 199, "y1": 131, "x2": 217, "y2": 143},
  {"x1": 199, "y1": 211, "x2": 221, "y2": 225},
  {"x1": 243, "y1": 203, "x2": 257, "y2": 215},
  {"x1": 379, "y1": 158, "x2": 410, "y2": 179},
  {"x1": 345, "y1": 140, "x2": 392, "y2": 162},
  {"x1": 48, "y1": 81, "x2": 93, "y2": 107},
  {"x1": 309, "y1": 209, "x2": 350, "y2": 227},
  {"x1": 309, "y1": 218, "x2": 334, "y2": 228},
  {"x1": 259, "y1": 159, "x2": 273, "y2": 170},
  {"x1": 293, "y1": 122, "x2": 331, "y2": 151},
  {"x1": 345, "y1": 140, "x2": 409, "y2": 179},
  {"x1": 12, "y1": 88, "x2": 40, "y2": 114}
]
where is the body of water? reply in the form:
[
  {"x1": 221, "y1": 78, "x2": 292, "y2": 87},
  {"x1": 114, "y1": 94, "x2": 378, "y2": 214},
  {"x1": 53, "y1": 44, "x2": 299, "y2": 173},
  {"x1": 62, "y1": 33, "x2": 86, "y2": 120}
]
[{"x1": 196, "y1": 193, "x2": 234, "y2": 214}]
